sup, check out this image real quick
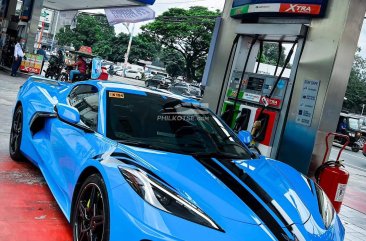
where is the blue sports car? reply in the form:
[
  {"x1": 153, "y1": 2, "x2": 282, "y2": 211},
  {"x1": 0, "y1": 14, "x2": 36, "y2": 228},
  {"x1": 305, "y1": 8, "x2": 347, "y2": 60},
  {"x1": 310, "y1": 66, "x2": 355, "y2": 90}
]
[{"x1": 10, "y1": 76, "x2": 344, "y2": 241}]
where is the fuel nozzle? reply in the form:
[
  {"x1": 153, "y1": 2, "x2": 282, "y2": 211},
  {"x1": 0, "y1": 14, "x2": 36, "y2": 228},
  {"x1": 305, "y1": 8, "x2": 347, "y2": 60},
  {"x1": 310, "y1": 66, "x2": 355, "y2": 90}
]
[{"x1": 251, "y1": 120, "x2": 262, "y2": 136}]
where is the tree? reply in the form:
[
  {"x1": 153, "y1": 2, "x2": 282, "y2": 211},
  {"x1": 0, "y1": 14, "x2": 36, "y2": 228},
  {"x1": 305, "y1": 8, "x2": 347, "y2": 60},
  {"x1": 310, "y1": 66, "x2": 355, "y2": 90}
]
[
  {"x1": 56, "y1": 14, "x2": 115, "y2": 58},
  {"x1": 343, "y1": 49, "x2": 366, "y2": 113},
  {"x1": 257, "y1": 42, "x2": 294, "y2": 69},
  {"x1": 107, "y1": 33, "x2": 161, "y2": 63},
  {"x1": 259, "y1": 43, "x2": 286, "y2": 66},
  {"x1": 142, "y1": 7, "x2": 219, "y2": 81},
  {"x1": 129, "y1": 34, "x2": 162, "y2": 63},
  {"x1": 161, "y1": 48, "x2": 185, "y2": 77}
]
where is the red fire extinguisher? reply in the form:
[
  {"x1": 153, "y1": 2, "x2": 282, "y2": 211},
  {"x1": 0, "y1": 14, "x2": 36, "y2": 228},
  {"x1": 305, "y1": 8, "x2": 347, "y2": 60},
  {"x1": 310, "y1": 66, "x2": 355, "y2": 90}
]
[{"x1": 315, "y1": 133, "x2": 350, "y2": 213}]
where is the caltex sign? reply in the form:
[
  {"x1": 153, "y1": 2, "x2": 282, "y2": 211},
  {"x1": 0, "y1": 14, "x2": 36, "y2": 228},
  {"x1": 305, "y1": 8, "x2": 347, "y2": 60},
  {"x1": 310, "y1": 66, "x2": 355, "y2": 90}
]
[{"x1": 231, "y1": 0, "x2": 328, "y2": 18}]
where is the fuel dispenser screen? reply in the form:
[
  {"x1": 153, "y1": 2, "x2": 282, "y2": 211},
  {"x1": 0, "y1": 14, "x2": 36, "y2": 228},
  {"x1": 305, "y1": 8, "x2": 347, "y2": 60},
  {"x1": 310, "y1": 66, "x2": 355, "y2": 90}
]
[
  {"x1": 247, "y1": 77, "x2": 264, "y2": 91},
  {"x1": 227, "y1": 72, "x2": 289, "y2": 109}
]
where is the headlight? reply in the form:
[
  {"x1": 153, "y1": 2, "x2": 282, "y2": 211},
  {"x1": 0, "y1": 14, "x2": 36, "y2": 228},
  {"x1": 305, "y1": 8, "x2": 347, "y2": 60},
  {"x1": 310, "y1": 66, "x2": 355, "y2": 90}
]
[
  {"x1": 119, "y1": 166, "x2": 223, "y2": 232},
  {"x1": 314, "y1": 183, "x2": 335, "y2": 229},
  {"x1": 349, "y1": 133, "x2": 355, "y2": 137}
]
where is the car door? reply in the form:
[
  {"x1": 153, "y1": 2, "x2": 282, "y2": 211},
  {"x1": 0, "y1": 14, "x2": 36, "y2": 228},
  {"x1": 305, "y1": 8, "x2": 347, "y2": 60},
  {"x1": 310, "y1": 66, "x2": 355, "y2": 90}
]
[{"x1": 46, "y1": 84, "x2": 116, "y2": 207}]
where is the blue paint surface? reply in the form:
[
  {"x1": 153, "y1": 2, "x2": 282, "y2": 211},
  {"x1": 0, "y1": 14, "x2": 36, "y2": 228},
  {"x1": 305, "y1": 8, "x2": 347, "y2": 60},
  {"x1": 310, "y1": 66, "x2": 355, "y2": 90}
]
[
  {"x1": 13, "y1": 77, "x2": 344, "y2": 241},
  {"x1": 135, "y1": 0, "x2": 156, "y2": 5}
]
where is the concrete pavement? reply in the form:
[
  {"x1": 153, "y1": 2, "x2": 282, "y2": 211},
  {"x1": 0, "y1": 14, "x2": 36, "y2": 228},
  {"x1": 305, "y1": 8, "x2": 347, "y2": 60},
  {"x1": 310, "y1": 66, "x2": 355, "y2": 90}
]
[{"x1": 0, "y1": 71, "x2": 364, "y2": 240}]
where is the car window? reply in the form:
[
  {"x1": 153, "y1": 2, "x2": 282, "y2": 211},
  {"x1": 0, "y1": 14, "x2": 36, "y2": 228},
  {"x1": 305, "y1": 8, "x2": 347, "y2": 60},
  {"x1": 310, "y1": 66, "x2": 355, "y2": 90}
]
[
  {"x1": 68, "y1": 85, "x2": 99, "y2": 131},
  {"x1": 349, "y1": 118, "x2": 360, "y2": 130},
  {"x1": 106, "y1": 91, "x2": 251, "y2": 159}
]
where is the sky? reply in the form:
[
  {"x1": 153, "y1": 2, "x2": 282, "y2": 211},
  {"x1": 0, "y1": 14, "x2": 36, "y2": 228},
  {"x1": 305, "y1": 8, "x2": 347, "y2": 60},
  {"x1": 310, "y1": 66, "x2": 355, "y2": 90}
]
[{"x1": 358, "y1": 21, "x2": 366, "y2": 58}]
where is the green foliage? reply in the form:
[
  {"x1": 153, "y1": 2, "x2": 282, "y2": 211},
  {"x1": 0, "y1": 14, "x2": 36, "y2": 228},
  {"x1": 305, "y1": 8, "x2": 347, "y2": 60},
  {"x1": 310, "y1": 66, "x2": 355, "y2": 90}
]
[
  {"x1": 343, "y1": 49, "x2": 366, "y2": 113},
  {"x1": 129, "y1": 34, "x2": 162, "y2": 63},
  {"x1": 161, "y1": 48, "x2": 185, "y2": 77},
  {"x1": 56, "y1": 14, "x2": 115, "y2": 58},
  {"x1": 259, "y1": 43, "x2": 286, "y2": 66},
  {"x1": 142, "y1": 6, "x2": 219, "y2": 81},
  {"x1": 257, "y1": 42, "x2": 293, "y2": 69},
  {"x1": 56, "y1": 7, "x2": 220, "y2": 81}
]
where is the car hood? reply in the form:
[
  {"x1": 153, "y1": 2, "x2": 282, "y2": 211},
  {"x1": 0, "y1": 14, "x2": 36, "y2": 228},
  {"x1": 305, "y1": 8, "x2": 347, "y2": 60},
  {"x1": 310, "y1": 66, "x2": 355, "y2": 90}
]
[{"x1": 111, "y1": 145, "x2": 314, "y2": 228}]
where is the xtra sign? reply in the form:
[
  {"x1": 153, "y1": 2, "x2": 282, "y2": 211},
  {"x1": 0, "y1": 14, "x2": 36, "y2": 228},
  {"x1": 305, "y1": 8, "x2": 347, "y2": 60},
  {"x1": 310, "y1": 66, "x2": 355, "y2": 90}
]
[
  {"x1": 231, "y1": 0, "x2": 327, "y2": 18},
  {"x1": 280, "y1": 4, "x2": 321, "y2": 14}
]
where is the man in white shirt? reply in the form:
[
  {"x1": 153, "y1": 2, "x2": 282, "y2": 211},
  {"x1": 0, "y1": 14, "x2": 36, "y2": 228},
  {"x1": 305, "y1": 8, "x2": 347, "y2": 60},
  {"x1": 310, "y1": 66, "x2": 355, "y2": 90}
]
[{"x1": 11, "y1": 38, "x2": 25, "y2": 77}]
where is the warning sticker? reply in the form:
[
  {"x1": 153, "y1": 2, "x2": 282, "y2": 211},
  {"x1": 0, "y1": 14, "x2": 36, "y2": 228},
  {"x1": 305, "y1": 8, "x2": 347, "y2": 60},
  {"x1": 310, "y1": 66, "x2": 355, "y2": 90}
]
[
  {"x1": 335, "y1": 184, "x2": 347, "y2": 202},
  {"x1": 109, "y1": 92, "x2": 124, "y2": 99}
]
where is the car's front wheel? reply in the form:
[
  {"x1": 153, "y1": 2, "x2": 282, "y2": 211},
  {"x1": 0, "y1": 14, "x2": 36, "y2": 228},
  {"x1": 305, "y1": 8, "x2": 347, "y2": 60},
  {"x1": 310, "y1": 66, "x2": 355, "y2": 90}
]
[
  {"x1": 72, "y1": 174, "x2": 110, "y2": 241},
  {"x1": 9, "y1": 105, "x2": 25, "y2": 161}
]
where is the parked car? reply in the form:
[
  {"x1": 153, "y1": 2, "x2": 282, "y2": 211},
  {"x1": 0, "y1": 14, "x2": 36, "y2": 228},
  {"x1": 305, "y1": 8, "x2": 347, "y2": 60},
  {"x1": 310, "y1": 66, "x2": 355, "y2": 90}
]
[
  {"x1": 169, "y1": 83, "x2": 202, "y2": 100},
  {"x1": 124, "y1": 69, "x2": 142, "y2": 80},
  {"x1": 144, "y1": 72, "x2": 154, "y2": 79},
  {"x1": 115, "y1": 69, "x2": 124, "y2": 76},
  {"x1": 145, "y1": 75, "x2": 167, "y2": 88},
  {"x1": 112, "y1": 66, "x2": 123, "y2": 75}
]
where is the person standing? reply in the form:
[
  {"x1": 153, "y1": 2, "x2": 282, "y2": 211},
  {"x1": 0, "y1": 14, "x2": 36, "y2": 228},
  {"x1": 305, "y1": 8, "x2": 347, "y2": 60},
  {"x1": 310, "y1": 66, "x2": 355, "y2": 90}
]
[
  {"x1": 36, "y1": 45, "x2": 48, "y2": 73},
  {"x1": 11, "y1": 38, "x2": 25, "y2": 77}
]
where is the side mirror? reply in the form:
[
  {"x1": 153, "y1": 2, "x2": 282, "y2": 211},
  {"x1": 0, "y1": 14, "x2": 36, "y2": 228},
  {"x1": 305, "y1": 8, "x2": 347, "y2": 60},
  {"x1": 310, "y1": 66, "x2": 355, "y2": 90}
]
[
  {"x1": 55, "y1": 103, "x2": 80, "y2": 125},
  {"x1": 238, "y1": 130, "x2": 252, "y2": 145}
]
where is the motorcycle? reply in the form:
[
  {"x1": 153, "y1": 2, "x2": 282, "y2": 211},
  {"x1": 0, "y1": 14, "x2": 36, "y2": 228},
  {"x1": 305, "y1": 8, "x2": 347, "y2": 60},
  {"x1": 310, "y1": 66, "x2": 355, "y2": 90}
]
[
  {"x1": 59, "y1": 65, "x2": 88, "y2": 83},
  {"x1": 44, "y1": 55, "x2": 63, "y2": 79}
]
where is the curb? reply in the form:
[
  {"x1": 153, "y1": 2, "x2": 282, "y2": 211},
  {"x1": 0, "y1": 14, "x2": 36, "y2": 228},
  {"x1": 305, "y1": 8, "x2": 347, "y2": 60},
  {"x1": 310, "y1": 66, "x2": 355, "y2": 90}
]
[{"x1": 0, "y1": 65, "x2": 35, "y2": 78}]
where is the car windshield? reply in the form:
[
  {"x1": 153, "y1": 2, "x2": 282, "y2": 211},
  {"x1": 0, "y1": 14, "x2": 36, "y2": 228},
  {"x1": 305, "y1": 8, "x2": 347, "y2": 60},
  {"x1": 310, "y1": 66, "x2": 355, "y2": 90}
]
[
  {"x1": 106, "y1": 91, "x2": 251, "y2": 159},
  {"x1": 349, "y1": 118, "x2": 360, "y2": 130}
]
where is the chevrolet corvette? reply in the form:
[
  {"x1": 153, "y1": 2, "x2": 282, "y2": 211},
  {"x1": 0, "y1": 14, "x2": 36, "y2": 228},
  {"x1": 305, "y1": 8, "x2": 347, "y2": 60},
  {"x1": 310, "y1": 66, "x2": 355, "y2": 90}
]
[{"x1": 9, "y1": 76, "x2": 344, "y2": 241}]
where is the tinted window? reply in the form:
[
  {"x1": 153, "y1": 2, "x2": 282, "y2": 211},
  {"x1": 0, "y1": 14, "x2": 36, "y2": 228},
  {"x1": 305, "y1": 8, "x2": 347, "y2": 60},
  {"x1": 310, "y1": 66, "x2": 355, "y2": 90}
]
[
  {"x1": 69, "y1": 85, "x2": 99, "y2": 131},
  {"x1": 106, "y1": 91, "x2": 251, "y2": 159}
]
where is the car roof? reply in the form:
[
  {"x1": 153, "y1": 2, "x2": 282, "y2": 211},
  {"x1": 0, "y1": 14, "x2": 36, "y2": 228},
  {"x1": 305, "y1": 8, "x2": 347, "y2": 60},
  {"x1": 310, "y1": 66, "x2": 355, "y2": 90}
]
[
  {"x1": 85, "y1": 80, "x2": 201, "y2": 104},
  {"x1": 340, "y1": 112, "x2": 362, "y2": 119}
]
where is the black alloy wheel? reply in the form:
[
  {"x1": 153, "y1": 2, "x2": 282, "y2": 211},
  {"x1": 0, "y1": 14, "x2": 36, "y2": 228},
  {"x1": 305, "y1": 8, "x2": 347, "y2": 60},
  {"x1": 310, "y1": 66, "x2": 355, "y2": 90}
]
[
  {"x1": 9, "y1": 105, "x2": 25, "y2": 161},
  {"x1": 73, "y1": 174, "x2": 110, "y2": 241}
]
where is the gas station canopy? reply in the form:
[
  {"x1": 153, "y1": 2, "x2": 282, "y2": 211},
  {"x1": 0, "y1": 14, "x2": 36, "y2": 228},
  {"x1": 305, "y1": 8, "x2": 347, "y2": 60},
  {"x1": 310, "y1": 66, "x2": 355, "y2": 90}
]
[{"x1": 43, "y1": 0, "x2": 155, "y2": 11}]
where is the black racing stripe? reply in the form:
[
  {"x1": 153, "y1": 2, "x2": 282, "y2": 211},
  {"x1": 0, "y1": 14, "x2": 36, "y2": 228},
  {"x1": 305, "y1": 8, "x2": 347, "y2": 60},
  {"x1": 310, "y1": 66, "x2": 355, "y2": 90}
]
[
  {"x1": 196, "y1": 157, "x2": 292, "y2": 241},
  {"x1": 215, "y1": 158, "x2": 292, "y2": 230}
]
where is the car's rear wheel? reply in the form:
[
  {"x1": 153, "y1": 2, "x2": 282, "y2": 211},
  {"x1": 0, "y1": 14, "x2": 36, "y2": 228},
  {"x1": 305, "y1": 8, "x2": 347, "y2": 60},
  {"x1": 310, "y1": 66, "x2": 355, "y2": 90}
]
[
  {"x1": 72, "y1": 174, "x2": 110, "y2": 241},
  {"x1": 9, "y1": 105, "x2": 25, "y2": 161}
]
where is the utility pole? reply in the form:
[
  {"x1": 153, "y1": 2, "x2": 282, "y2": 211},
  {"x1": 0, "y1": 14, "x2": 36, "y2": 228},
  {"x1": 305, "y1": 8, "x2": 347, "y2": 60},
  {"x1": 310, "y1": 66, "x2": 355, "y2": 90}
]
[
  {"x1": 50, "y1": 10, "x2": 60, "y2": 52},
  {"x1": 362, "y1": 104, "x2": 365, "y2": 116},
  {"x1": 124, "y1": 23, "x2": 135, "y2": 68}
]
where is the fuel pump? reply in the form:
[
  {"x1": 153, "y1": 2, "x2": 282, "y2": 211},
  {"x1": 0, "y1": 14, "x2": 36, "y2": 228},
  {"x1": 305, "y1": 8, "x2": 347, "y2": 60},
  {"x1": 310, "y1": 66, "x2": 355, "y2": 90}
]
[{"x1": 219, "y1": 24, "x2": 308, "y2": 158}]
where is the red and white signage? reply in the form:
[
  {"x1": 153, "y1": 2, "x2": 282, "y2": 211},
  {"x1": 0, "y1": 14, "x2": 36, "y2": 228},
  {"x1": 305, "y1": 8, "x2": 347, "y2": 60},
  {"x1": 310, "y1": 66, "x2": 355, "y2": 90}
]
[
  {"x1": 279, "y1": 4, "x2": 321, "y2": 15},
  {"x1": 260, "y1": 96, "x2": 282, "y2": 108}
]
